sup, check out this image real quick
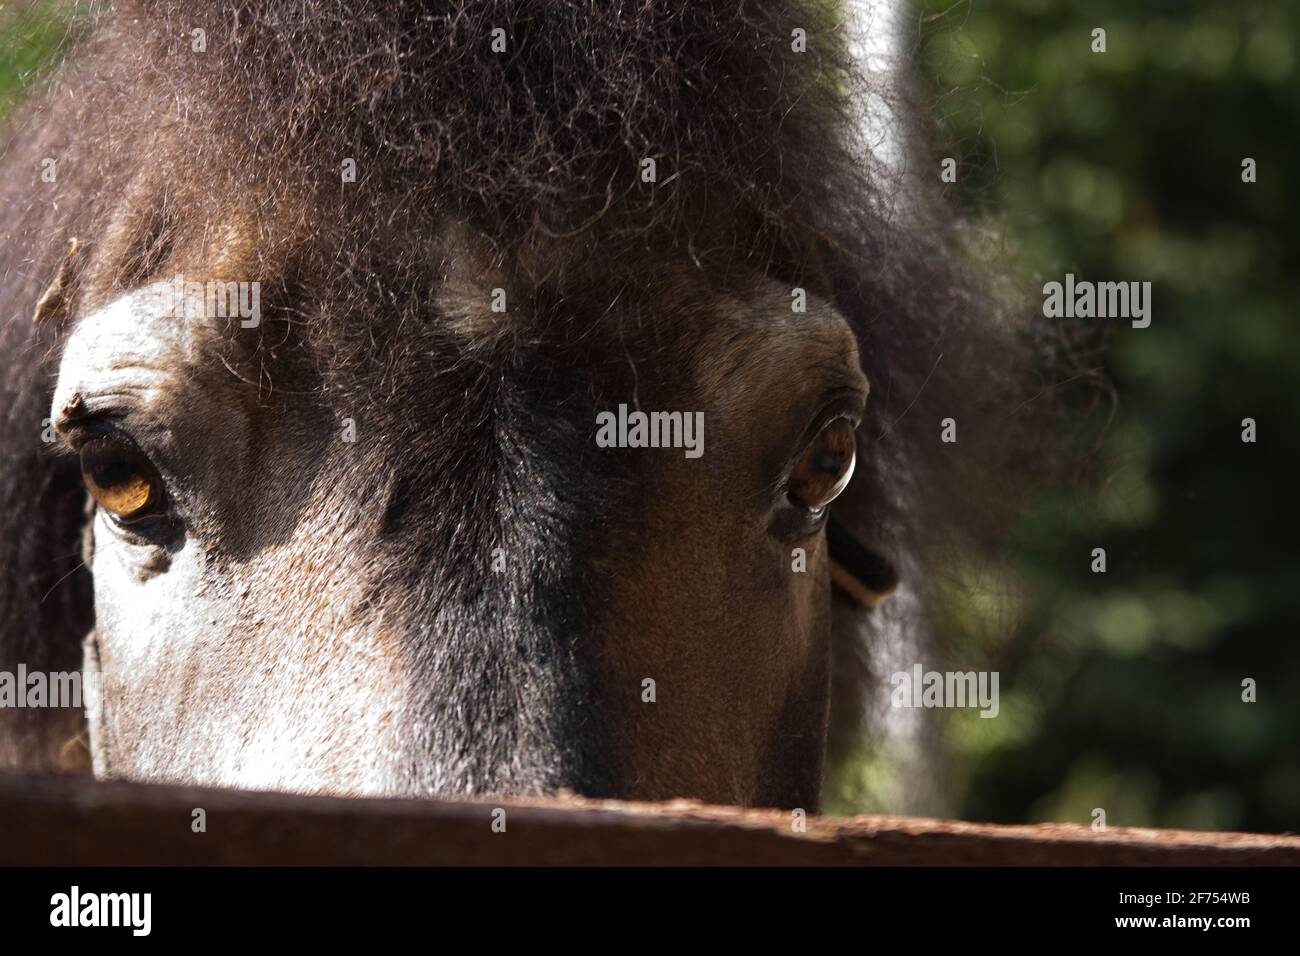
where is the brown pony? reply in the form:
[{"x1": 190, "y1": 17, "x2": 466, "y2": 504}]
[{"x1": 0, "y1": 1, "x2": 1052, "y2": 809}]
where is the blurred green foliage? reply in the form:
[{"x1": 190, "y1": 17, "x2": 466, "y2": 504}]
[
  {"x1": 0, "y1": 1, "x2": 80, "y2": 113},
  {"x1": 831, "y1": 0, "x2": 1298, "y2": 832}
]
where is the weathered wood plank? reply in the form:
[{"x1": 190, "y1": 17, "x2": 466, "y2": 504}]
[{"x1": 2, "y1": 771, "x2": 1296, "y2": 866}]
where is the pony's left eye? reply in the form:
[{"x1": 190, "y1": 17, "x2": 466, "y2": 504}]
[
  {"x1": 787, "y1": 418, "x2": 856, "y2": 514},
  {"x1": 79, "y1": 437, "x2": 165, "y2": 521}
]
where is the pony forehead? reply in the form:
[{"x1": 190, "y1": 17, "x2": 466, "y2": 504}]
[{"x1": 53, "y1": 281, "x2": 231, "y2": 425}]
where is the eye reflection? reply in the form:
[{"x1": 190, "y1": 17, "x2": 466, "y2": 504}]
[{"x1": 788, "y1": 418, "x2": 856, "y2": 512}]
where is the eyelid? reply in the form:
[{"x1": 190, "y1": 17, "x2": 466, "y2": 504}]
[
  {"x1": 54, "y1": 387, "x2": 144, "y2": 427},
  {"x1": 794, "y1": 391, "x2": 865, "y2": 458},
  {"x1": 55, "y1": 411, "x2": 131, "y2": 451},
  {"x1": 58, "y1": 414, "x2": 177, "y2": 491}
]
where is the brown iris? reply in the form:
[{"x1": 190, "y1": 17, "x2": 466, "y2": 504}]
[
  {"x1": 788, "y1": 418, "x2": 856, "y2": 512},
  {"x1": 79, "y1": 437, "x2": 162, "y2": 520}
]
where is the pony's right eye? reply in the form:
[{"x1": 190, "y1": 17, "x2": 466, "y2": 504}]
[
  {"x1": 79, "y1": 437, "x2": 165, "y2": 522},
  {"x1": 787, "y1": 417, "x2": 857, "y2": 515}
]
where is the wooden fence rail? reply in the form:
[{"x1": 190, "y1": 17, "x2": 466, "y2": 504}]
[{"x1": 1, "y1": 771, "x2": 1296, "y2": 866}]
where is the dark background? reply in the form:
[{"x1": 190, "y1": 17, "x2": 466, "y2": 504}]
[{"x1": 825, "y1": 0, "x2": 1298, "y2": 833}]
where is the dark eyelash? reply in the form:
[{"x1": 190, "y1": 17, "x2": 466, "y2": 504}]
[{"x1": 55, "y1": 412, "x2": 133, "y2": 452}]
